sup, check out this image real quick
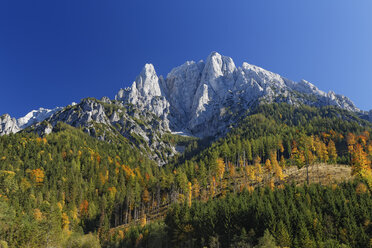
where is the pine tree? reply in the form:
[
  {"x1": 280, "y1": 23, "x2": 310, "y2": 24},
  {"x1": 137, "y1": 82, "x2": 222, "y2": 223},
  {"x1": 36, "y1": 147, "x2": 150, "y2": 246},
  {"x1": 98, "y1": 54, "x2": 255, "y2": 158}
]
[{"x1": 275, "y1": 221, "x2": 291, "y2": 248}]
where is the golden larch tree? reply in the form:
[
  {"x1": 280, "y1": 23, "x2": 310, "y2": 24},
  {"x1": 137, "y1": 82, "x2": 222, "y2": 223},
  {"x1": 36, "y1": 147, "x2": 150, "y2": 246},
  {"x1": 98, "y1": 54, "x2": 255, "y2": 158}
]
[{"x1": 327, "y1": 140, "x2": 338, "y2": 163}]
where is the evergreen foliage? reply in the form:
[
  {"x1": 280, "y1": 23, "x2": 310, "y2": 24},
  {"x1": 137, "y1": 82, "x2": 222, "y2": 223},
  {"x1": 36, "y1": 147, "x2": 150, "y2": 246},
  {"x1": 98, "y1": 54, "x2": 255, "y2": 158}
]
[{"x1": 0, "y1": 103, "x2": 372, "y2": 247}]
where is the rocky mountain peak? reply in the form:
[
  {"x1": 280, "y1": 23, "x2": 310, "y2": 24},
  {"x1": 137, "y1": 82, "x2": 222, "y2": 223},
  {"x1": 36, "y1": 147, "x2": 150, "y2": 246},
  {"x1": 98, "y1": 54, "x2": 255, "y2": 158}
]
[
  {"x1": 0, "y1": 114, "x2": 20, "y2": 135},
  {"x1": 17, "y1": 107, "x2": 62, "y2": 129},
  {"x1": 201, "y1": 52, "x2": 236, "y2": 96},
  {"x1": 135, "y1": 63, "x2": 162, "y2": 98},
  {"x1": 114, "y1": 52, "x2": 361, "y2": 137}
]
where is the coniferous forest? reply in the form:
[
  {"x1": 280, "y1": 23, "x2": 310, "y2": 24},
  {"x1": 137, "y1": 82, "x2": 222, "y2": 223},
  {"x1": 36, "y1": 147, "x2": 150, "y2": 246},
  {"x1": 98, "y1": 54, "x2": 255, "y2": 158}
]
[{"x1": 0, "y1": 104, "x2": 372, "y2": 248}]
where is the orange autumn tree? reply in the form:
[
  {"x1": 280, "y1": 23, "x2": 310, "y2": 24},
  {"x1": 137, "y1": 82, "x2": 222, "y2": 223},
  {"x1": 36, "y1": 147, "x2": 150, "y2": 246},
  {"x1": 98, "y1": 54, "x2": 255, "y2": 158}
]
[
  {"x1": 79, "y1": 200, "x2": 89, "y2": 217},
  {"x1": 30, "y1": 168, "x2": 45, "y2": 186}
]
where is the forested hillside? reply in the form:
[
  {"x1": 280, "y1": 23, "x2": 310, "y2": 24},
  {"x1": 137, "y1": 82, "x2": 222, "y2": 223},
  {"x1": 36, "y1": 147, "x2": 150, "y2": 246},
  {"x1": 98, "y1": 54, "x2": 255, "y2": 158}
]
[
  {"x1": 0, "y1": 104, "x2": 371, "y2": 248},
  {"x1": 164, "y1": 181, "x2": 372, "y2": 248}
]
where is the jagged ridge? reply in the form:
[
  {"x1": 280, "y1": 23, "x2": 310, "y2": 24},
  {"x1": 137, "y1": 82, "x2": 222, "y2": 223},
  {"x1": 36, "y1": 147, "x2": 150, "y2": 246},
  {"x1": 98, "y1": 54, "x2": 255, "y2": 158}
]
[
  {"x1": 1, "y1": 51, "x2": 370, "y2": 165},
  {"x1": 115, "y1": 51, "x2": 361, "y2": 137}
]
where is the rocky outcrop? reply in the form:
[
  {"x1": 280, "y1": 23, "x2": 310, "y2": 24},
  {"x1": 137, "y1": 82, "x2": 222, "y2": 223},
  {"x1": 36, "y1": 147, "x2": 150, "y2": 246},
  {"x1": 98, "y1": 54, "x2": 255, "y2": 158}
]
[
  {"x1": 49, "y1": 99, "x2": 110, "y2": 127},
  {"x1": 44, "y1": 98, "x2": 175, "y2": 165},
  {"x1": 115, "y1": 51, "x2": 360, "y2": 137},
  {"x1": 116, "y1": 64, "x2": 170, "y2": 130},
  {"x1": 0, "y1": 114, "x2": 20, "y2": 135},
  {"x1": 369, "y1": 110, "x2": 372, "y2": 122}
]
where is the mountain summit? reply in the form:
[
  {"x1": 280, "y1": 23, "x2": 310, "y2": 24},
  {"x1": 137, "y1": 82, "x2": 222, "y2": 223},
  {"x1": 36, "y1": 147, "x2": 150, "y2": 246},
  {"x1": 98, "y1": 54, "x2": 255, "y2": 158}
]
[{"x1": 115, "y1": 52, "x2": 359, "y2": 137}]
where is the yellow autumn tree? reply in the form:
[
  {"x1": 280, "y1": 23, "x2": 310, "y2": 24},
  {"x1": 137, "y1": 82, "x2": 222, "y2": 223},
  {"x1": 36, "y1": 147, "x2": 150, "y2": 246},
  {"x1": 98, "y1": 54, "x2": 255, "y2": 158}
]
[
  {"x1": 62, "y1": 212, "x2": 70, "y2": 232},
  {"x1": 269, "y1": 151, "x2": 279, "y2": 167},
  {"x1": 346, "y1": 133, "x2": 356, "y2": 152},
  {"x1": 187, "y1": 181, "x2": 192, "y2": 207},
  {"x1": 291, "y1": 142, "x2": 305, "y2": 166},
  {"x1": 228, "y1": 162, "x2": 235, "y2": 178},
  {"x1": 34, "y1": 208, "x2": 43, "y2": 221},
  {"x1": 274, "y1": 163, "x2": 285, "y2": 181},
  {"x1": 265, "y1": 159, "x2": 272, "y2": 172},
  {"x1": 216, "y1": 158, "x2": 225, "y2": 181},
  {"x1": 351, "y1": 143, "x2": 370, "y2": 177},
  {"x1": 321, "y1": 142, "x2": 329, "y2": 163},
  {"x1": 140, "y1": 214, "x2": 147, "y2": 227},
  {"x1": 254, "y1": 156, "x2": 262, "y2": 182},
  {"x1": 327, "y1": 140, "x2": 338, "y2": 163},
  {"x1": 269, "y1": 178, "x2": 275, "y2": 190}
]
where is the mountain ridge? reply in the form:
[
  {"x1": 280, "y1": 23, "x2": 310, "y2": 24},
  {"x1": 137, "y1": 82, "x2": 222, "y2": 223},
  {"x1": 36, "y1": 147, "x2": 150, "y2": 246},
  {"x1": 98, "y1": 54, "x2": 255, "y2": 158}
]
[
  {"x1": 0, "y1": 52, "x2": 371, "y2": 165},
  {"x1": 115, "y1": 52, "x2": 362, "y2": 137}
]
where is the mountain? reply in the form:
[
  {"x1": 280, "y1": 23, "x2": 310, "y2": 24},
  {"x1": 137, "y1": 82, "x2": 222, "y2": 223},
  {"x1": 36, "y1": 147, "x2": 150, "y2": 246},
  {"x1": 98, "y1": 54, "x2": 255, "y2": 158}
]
[
  {"x1": 0, "y1": 52, "x2": 367, "y2": 164},
  {"x1": 42, "y1": 98, "x2": 176, "y2": 165},
  {"x1": 17, "y1": 106, "x2": 63, "y2": 129},
  {"x1": 115, "y1": 52, "x2": 360, "y2": 137},
  {"x1": 0, "y1": 106, "x2": 62, "y2": 136},
  {"x1": 1, "y1": 52, "x2": 372, "y2": 248}
]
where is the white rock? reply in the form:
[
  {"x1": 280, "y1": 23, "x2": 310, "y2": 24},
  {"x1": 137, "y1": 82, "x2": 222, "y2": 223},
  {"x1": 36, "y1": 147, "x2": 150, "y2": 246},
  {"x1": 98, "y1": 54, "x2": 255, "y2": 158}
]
[
  {"x1": 0, "y1": 114, "x2": 20, "y2": 135},
  {"x1": 17, "y1": 107, "x2": 62, "y2": 129},
  {"x1": 112, "y1": 51, "x2": 361, "y2": 137}
]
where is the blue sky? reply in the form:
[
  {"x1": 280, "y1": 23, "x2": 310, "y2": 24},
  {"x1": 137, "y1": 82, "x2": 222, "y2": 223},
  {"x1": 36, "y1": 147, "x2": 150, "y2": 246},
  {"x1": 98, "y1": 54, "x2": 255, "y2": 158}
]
[{"x1": 1, "y1": 0, "x2": 372, "y2": 117}]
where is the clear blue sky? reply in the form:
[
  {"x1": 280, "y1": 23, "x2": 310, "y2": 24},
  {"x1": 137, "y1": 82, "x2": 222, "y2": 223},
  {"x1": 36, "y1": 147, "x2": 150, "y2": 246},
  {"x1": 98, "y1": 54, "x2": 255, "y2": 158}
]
[{"x1": 1, "y1": 0, "x2": 372, "y2": 117}]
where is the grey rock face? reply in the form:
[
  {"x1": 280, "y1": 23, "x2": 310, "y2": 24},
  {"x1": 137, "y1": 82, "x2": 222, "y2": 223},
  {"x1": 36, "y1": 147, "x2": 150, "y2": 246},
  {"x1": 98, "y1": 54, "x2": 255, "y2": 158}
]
[
  {"x1": 0, "y1": 114, "x2": 20, "y2": 135},
  {"x1": 116, "y1": 64, "x2": 170, "y2": 130},
  {"x1": 369, "y1": 110, "x2": 372, "y2": 122},
  {"x1": 115, "y1": 51, "x2": 360, "y2": 137},
  {"x1": 100, "y1": 96, "x2": 112, "y2": 104},
  {"x1": 49, "y1": 99, "x2": 110, "y2": 127},
  {"x1": 32, "y1": 122, "x2": 53, "y2": 136},
  {"x1": 45, "y1": 98, "x2": 174, "y2": 165}
]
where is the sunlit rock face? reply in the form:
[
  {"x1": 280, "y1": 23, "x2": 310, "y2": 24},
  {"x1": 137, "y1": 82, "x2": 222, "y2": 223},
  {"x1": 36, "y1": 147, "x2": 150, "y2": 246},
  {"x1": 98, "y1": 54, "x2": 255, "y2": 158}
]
[
  {"x1": 115, "y1": 52, "x2": 359, "y2": 137},
  {"x1": 0, "y1": 114, "x2": 20, "y2": 135}
]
